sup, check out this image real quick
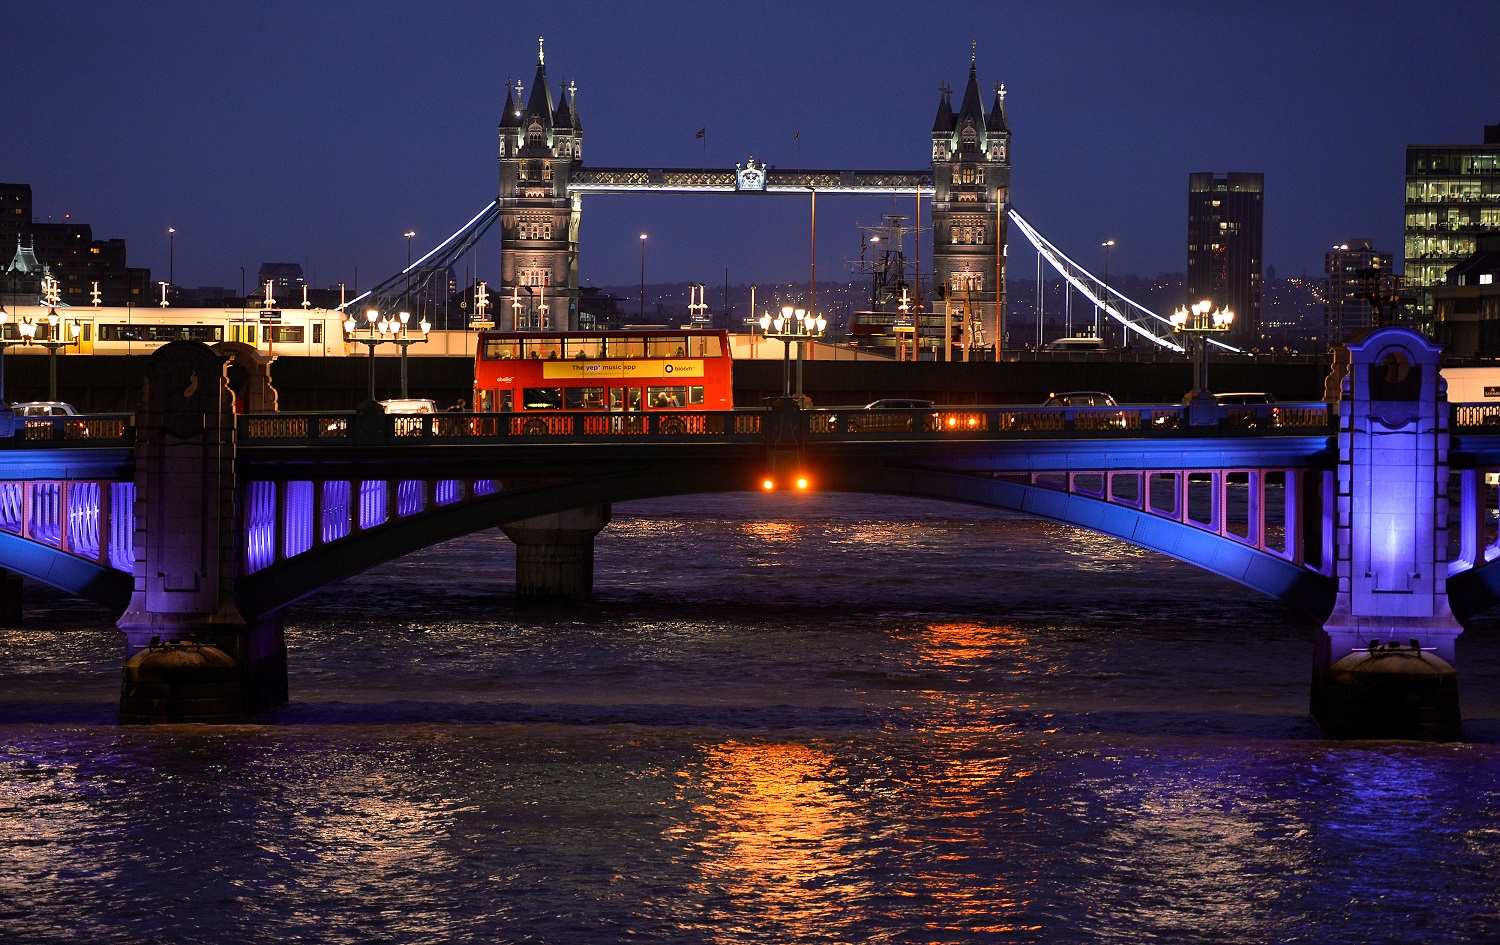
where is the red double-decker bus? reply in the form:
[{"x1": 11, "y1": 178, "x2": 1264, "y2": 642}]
[{"x1": 472, "y1": 329, "x2": 734, "y2": 413}]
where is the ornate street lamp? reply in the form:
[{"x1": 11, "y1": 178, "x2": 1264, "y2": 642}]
[
  {"x1": 23, "y1": 308, "x2": 83, "y2": 401},
  {"x1": 1170, "y1": 299, "x2": 1234, "y2": 424},
  {"x1": 342, "y1": 307, "x2": 431, "y2": 404},
  {"x1": 758, "y1": 303, "x2": 826, "y2": 404},
  {"x1": 0, "y1": 304, "x2": 18, "y2": 435}
]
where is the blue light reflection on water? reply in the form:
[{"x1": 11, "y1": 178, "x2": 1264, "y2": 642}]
[{"x1": 3, "y1": 493, "x2": 1500, "y2": 944}]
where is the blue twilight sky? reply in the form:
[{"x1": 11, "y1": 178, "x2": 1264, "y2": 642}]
[{"x1": 3, "y1": 1, "x2": 1497, "y2": 294}]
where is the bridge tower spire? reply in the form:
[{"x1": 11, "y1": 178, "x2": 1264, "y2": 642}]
[
  {"x1": 498, "y1": 38, "x2": 582, "y2": 331},
  {"x1": 930, "y1": 51, "x2": 1010, "y2": 356}
]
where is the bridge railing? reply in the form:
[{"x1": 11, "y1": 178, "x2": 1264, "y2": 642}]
[
  {"x1": 1454, "y1": 404, "x2": 1500, "y2": 429},
  {"x1": 0, "y1": 414, "x2": 135, "y2": 447},
  {"x1": 238, "y1": 410, "x2": 769, "y2": 445},
  {"x1": 808, "y1": 403, "x2": 1333, "y2": 437}
]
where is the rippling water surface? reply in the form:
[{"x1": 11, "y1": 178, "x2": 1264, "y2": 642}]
[{"x1": 4, "y1": 494, "x2": 1500, "y2": 943}]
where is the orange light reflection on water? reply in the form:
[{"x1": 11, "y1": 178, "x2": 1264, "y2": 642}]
[{"x1": 681, "y1": 740, "x2": 872, "y2": 940}]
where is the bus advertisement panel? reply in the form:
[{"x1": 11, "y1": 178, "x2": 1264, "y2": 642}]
[{"x1": 473, "y1": 329, "x2": 733, "y2": 413}]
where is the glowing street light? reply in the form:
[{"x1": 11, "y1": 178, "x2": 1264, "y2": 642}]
[
  {"x1": 343, "y1": 306, "x2": 432, "y2": 403},
  {"x1": 22, "y1": 308, "x2": 83, "y2": 401},
  {"x1": 758, "y1": 303, "x2": 826, "y2": 403},
  {"x1": 1170, "y1": 299, "x2": 1235, "y2": 421},
  {"x1": 639, "y1": 234, "x2": 648, "y2": 319}
]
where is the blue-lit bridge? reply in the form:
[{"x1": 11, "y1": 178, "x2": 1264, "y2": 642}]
[{"x1": 3, "y1": 330, "x2": 1499, "y2": 737}]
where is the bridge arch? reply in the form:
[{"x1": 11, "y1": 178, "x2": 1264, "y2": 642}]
[{"x1": 237, "y1": 464, "x2": 1335, "y2": 620}]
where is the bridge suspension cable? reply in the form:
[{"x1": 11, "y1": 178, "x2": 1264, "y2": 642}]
[
  {"x1": 341, "y1": 200, "x2": 502, "y2": 314},
  {"x1": 1006, "y1": 207, "x2": 1185, "y2": 352}
]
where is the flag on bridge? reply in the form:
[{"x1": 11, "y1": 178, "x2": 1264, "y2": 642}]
[{"x1": 695, "y1": 127, "x2": 706, "y2": 139}]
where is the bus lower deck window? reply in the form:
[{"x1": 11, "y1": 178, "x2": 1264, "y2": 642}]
[
  {"x1": 523, "y1": 388, "x2": 562, "y2": 409},
  {"x1": 648, "y1": 386, "x2": 687, "y2": 408},
  {"x1": 563, "y1": 387, "x2": 606, "y2": 409}
]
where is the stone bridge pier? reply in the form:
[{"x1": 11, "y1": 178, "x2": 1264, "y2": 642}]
[
  {"x1": 116, "y1": 343, "x2": 287, "y2": 721},
  {"x1": 1316, "y1": 328, "x2": 1464, "y2": 739},
  {"x1": 501, "y1": 505, "x2": 611, "y2": 601}
]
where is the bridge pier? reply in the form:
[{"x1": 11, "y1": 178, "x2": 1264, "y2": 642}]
[
  {"x1": 501, "y1": 504, "x2": 611, "y2": 601},
  {"x1": 116, "y1": 342, "x2": 288, "y2": 722},
  {"x1": 1314, "y1": 328, "x2": 1463, "y2": 740}
]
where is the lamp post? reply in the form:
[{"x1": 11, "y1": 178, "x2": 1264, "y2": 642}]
[
  {"x1": 167, "y1": 227, "x2": 176, "y2": 301},
  {"x1": 639, "y1": 233, "x2": 647, "y2": 319},
  {"x1": 1100, "y1": 239, "x2": 1114, "y2": 344},
  {"x1": 0, "y1": 304, "x2": 17, "y2": 435},
  {"x1": 1170, "y1": 299, "x2": 1234, "y2": 425},
  {"x1": 758, "y1": 304, "x2": 826, "y2": 404},
  {"x1": 342, "y1": 307, "x2": 431, "y2": 404},
  {"x1": 403, "y1": 230, "x2": 416, "y2": 325},
  {"x1": 22, "y1": 309, "x2": 83, "y2": 401}
]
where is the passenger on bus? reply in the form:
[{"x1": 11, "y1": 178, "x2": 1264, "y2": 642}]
[{"x1": 674, "y1": 346, "x2": 685, "y2": 357}]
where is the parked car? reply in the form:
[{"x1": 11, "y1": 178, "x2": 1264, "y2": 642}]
[
  {"x1": 10, "y1": 401, "x2": 78, "y2": 417},
  {"x1": 1216, "y1": 391, "x2": 1280, "y2": 428},
  {"x1": 1214, "y1": 392, "x2": 1276, "y2": 406},
  {"x1": 863, "y1": 398, "x2": 934, "y2": 409},
  {"x1": 1039, "y1": 391, "x2": 1128, "y2": 430},
  {"x1": 1041, "y1": 391, "x2": 1117, "y2": 408},
  {"x1": 1044, "y1": 336, "x2": 1107, "y2": 353}
]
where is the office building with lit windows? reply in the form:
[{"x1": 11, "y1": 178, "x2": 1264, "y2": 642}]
[
  {"x1": 1187, "y1": 172, "x2": 1263, "y2": 350},
  {"x1": 1325, "y1": 238, "x2": 1394, "y2": 343},
  {"x1": 1404, "y1": 125, "x2": 1500, "y2": 327}
]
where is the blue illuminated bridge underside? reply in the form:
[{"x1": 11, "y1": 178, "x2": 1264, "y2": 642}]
[{"x1": 9, "y1": 406, "x2": 1500, "y2": 622}]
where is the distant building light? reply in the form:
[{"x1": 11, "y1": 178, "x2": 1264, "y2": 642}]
[{"x1": 1482, "y1": 274, "x2": 1495, "y2": 285}]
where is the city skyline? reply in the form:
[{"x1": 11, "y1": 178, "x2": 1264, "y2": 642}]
[{"x1": 4, "y1": 1, "x2": 1497, "y2": 296}]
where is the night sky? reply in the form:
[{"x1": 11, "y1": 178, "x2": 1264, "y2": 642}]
[{"x1": 5, "y1": 2, "x2": 1497, "y2": 295}]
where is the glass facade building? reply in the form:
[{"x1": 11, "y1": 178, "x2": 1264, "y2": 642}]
[
  {"x1": 1187, "y1": 172, "x2": 1263, "y2": 350},
  {"x1": 1325, "y1": 238, "x2": 1395, "y2": 343},
  {"x1": 1404, "y1": 125, "x2": 1500, "y2": 326}
]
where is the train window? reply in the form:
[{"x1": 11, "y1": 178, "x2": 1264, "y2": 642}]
[
  {"x1": 100, "y1": 324, "x2": 222, "y2": 342},
  {"x1": 267, "y1": 326, "x2": 304, "y2": 344},
  {"x1": 312, "y1": 323, "x2": 322, "y2": 344}
]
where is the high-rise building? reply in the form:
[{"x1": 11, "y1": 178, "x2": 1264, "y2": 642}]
[
  {"x1": 929, "y1": 53, "x2": 1010, "y2": 353},
  {"x1": 1, "y1": 183, "x2": 152, "y2": 307},
  {"x1": 1187, "y1": 172, "x2": 1263, "y2": 350},
  {"x1": 1433, "y1": 235, "x2": 1500, "y2": 358},
  {"x1": 1324, "y1": 238, "x2": 1395, "y2": 343},
  {"x1": 1404, "y1": 125, "x2": 1500, "y2": 328}
]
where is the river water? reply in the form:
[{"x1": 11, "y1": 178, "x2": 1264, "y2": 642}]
[{"x1": 3, "y1": 493, "x2": 1500, "y2": 944}]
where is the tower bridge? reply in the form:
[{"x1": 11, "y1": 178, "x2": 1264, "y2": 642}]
[
  {"x1": 352, "y1": 41, "x2": 1177, "y2": 354},
  {"x1": 0, "y1": 329, "x2": 1497, "y2": 739}
]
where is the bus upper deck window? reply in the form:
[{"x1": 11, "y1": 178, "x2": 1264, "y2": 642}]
[
  {"x1": 613, "y1": 338, "x2": 646, "y2": 359},
  {"x1": 647, "y1": 337, "x2": 685, "y2": 358}
]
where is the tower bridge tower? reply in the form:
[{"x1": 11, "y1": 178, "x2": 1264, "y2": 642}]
[
  {"x1": 930, "y1": 52, "x2": 1010, "y2": 352},
  {"x1": 498, "y1": 39, "x2": 582, "y2": 331}
]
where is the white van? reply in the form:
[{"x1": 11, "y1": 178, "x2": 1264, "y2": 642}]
[{"x1": 376, "y1": 398, "x2": 436, "y2": 414}]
